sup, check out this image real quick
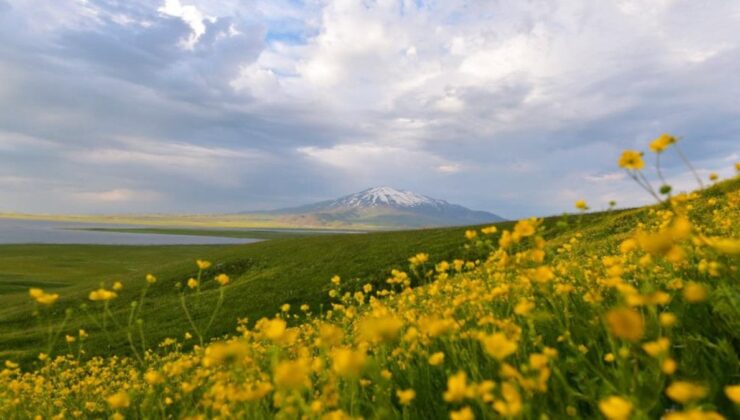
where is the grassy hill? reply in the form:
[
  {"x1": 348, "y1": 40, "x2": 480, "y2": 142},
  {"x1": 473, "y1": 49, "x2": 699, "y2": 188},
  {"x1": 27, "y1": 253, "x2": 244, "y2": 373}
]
[
  {"x1": 0, "y1": 199, "x2": 644, "y2": 362},
  {"x1": 0, "y1": 222, "x2": 498, "y2": 361},
  {"x1": 0, "y1": 176, "x2": 738, "y2": 419}
]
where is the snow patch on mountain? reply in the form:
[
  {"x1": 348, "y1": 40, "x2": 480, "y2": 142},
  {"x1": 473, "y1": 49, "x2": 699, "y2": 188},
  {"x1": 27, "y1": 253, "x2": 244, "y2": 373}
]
[{"x1": 330, "y1": 186, "x2": 447, "y2": 209}]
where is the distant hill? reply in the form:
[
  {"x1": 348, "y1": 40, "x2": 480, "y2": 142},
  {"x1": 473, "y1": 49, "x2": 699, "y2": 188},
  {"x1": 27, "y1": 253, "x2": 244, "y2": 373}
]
[{"x1": 247, "y1": 186, "x2": 505, "y2": 228}]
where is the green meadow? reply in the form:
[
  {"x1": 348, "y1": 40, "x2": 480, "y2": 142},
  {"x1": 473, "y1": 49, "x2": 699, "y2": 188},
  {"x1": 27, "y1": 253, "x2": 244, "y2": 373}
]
[
  {"x1": 0, "y1": 223, "x2": 485, "y2": 361},
  {"x1": 0, "y1": 200, "x2": 642, "y2": 363}
]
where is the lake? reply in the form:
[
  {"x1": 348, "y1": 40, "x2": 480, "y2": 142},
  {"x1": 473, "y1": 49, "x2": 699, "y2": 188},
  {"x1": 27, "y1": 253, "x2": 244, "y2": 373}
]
[{"x1": 0, "y1": 218, "x2": 261, "y2": 245}]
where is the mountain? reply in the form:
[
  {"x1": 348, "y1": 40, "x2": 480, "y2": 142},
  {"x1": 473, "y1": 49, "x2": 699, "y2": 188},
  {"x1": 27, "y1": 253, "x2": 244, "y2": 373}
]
[{"x1": 254, "y1": 186, "x2": 505, "y2": 229}]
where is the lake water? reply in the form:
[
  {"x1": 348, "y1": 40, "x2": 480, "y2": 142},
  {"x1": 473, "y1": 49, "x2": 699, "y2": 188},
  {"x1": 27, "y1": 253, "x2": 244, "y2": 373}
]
[{"x1": 0, "y1": 218, "x2": 261, "y2": 245}]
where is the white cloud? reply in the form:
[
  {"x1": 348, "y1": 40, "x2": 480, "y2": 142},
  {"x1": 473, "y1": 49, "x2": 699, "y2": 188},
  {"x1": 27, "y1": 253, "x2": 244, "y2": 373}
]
[
  {"x1": 69, "y1": 137, "x2": 269, "y2": 187},
  {"x1": 158, "y1": 0, "x2": 210, "y2": 49},
  {"x1": 585, "y1": 172, "x2": 627, "y2": 183},
  {"x1": 74, "y1": 188, "x2": 163, "y2": 203},
  {"x1": 0, "y1": 131, "x2": 59, "y2": 151},
  {"x1": 2, "y1": 0, "x2": 740, "y2": 215},
  {"x1": 437, "y1": 163, "x2": 462, "y2": 174},
  {"x1": 298, "y1": 142, "x2": 462, "y2": 176}
]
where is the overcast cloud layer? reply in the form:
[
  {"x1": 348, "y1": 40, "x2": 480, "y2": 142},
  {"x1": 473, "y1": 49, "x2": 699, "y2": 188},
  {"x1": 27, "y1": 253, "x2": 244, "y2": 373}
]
[{"x1": 0, "y1": 0, "x2": 738, "y2": 217}]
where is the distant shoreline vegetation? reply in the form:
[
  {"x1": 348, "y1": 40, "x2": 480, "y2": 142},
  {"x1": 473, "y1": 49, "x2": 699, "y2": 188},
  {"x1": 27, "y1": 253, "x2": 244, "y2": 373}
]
[
  {"x1": 73, "y1": 227, "x2": 359, "y2": 240},
  {"x1": 0, "y1": 212, "x2": 377, "y2": 231}
]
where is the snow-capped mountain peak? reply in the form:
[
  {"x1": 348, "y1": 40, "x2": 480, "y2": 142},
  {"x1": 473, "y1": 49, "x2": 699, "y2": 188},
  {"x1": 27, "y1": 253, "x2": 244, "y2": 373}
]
[
  {"x1": 331, "y1": 186, "x2": 447, "y2": 209},
  {"x1": 258, "y1": 186, "x2": 505, "y2": 228}
]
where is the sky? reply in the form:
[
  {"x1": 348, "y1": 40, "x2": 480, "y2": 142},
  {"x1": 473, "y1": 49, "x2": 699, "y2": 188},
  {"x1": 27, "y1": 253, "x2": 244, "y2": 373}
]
[{"x1": 0, "y1": 0, "x2": 738, "y2": 218}]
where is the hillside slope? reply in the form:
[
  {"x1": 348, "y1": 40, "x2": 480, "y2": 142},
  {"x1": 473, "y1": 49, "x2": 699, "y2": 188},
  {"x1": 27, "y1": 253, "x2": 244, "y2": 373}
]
[{"x1": 1, "y1": 177, "x2": 738, "y2": 419}]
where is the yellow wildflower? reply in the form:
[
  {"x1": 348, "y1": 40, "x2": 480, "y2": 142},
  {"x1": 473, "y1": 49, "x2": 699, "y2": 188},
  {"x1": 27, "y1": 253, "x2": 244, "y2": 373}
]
[
  {"x1": 664, "y1": 409, "x2": 725, "y2": 420},
  {"x1": 481, "y1": 226, "x2": 497, "y2": 235},
  {"x1": 428, "y1": 352, "x2": 445, "y2": 366},
  {"x1": 493, "y1": 382, "x2": 522, "y2": 416},
  {"x1": 598, "y1": 396, "x2": 632, "y2": 420},
  {"x1": 513, "y1": 219, "x2": 536, "y2": 238},
  {"x1": 418, "y1": 317, "x2": 456, "y2": 337},
  {"x1": 29, "y1": 288, "x2": 59, "y2": 305},
  {"x1": 331, "y1": 347, "x2": 366, "y2": 377},
  {"x1": 196, "y1": 259, "x2": 211, "y2": 270},
  {"x1": 619, "y1": 238, "x2": 637, "y2": 254},
  {"x1": 683, "y1": 282, "x2": 707, "y2": 303},
  {"x1": 443, "y1": 371, "x2": 471, "y2": 403},
  {"x1": 666, "y1": 381, "x2": 707, "y2": 404},
  {"x1": 201, "y1": 340, "x2": 249, "y2": 367},
  {"x1": 480, "y1": 333, "x2": 518, "y2": 360},
  {"x1": 450, "y1": 406, "x2": 474, "y2": 420},
  {"x1": 408, "y1": 253, "x2": 429, "y2": 266},
  {"x1": 396, "y1": 389, "x2": 415, "y2": 405},
  {"x1": 88, "y1": 288, "x2": 117, "y2": 301},
  {"x1": 636, "y1": 216, "x2": 691, "y2": 262},
  {"x1": 605, "y1": 308, "x2": 644, "y2": 342},
  {"x1": 650, "y1": 133, "x2": 676, "y2": 153},
  {"x1": 259, "y1": 318, "x2": 286, "y2": 341},
  {"x1": 618, "y1": 150, "x2": 645, "y2": 170},
  {"x1": 701, "y1": 236, "x2": 740, "y2": 255},
  {"x1": 105, "y1": 391, "x2": 130, "y2": 409},
  {"x1": 662, "y1": 358, "x2": 677, "y2": 375},
  {"x1": 215, "y1": 274, "x2": 230, "y2": 286},
  {"x1": 642, "y1": 338, "x2": 670, "y2": 357},
  {"x1": 144, "y1": 370, "x2": 164, "y2": 385},
  {"x1": 514, "y1": 299, "x2": 535, "y2": 315},
  {"x1": 274, "y1": 359, "x2": 311, "y2": 389},
  {"x1": 725, "y1": 385, "x2": 740, "y2": 403},
  {"x1": 358, "y1": 315, "x2": 404, "y2": 343}
]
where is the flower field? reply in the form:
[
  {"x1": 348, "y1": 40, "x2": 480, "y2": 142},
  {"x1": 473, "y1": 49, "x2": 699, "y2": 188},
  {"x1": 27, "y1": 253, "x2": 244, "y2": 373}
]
[{"x1": 2, "y1": 143, "x2": 739, "y2": 419}]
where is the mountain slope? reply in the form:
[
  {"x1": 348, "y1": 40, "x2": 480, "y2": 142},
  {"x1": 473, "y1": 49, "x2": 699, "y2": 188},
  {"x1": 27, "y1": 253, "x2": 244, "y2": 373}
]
[{"x1": 261, "y1": 186, "x2": 505, "y2": 228}]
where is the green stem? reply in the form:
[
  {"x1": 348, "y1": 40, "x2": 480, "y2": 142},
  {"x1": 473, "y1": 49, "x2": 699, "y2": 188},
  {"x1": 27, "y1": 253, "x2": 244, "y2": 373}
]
[
  {"x1": 104, "y1": 304, "x2": 122, "y2": 329},
  {"x1": 46, "y1": 311, "x2": 71, "y2": 357},
  {"x1": 196, "y1": 268, "x2": 203, "y2": 305},
  {"x1": 627, "y1": 171, "x2": 661, "y2": 204},
  {"x1": 136, "y1": 284, "x2": 149, "y2": 319},
  {"x1": 138, "y1": 321, "x2": 147, "y2": 354},
  {"x1": 655, "y1": 153, "x2": 670, "y2": 197},
  {"x1": 636, "y1": 170, "x2": 662, "y2": 203},
  {"x1": 203, "y1": 287, "x2": 225, "y2": 340},
  {"x1": 127, "y1": 329, "x2": 144, "y2": 365},
  {"x1": 674, "y1": 143, "x2": 704, "y2": 189},
  {"x1": 180, "y1": 293, "x2": 203, "y2": 347}
]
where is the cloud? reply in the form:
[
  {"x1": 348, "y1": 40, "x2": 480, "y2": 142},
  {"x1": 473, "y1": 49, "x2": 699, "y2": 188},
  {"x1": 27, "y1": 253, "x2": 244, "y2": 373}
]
[
  {"x1": 74, "y1": 188, "x2": 164, "y2": 204},
  {"x1": 585, "y1": 172, "x2": 627, "y2": 183},
  {"x1": 0, "y1": 0, "x2": 739, "y2": 216},
  {"x1": 158, "y1": 0, "x2": 209, "y2": 48}
]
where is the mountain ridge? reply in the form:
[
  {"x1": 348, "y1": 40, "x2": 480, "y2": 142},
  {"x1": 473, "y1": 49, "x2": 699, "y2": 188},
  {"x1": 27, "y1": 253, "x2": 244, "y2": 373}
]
[{"x1": 246, "y1": 186, "x2": 505, "y2": 228}]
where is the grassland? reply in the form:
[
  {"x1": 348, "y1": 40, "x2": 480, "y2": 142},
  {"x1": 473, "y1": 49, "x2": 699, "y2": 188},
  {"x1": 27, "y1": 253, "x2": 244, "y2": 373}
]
[
  {"x1": 0, "y1": 207, "x2": 625, "y2": 362},
  {"x1": 0, "y1": 222, "x2": 504, "y2": 361},
  {"x1": 1, "y1": 175, "x2": 738, "y2": 419}
]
